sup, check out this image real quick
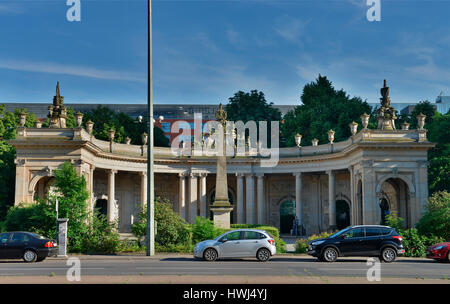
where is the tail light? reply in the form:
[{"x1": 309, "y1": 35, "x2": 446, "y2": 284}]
[
  {"x1": 44, "y1": 241, "x2": 53, "y2": 248},
  {"x1": 268, "y1": 239, "x2": 275, "y2": 245},
  {"x1": 392, "y1": 236, "x2": 403, "y2": 242}
]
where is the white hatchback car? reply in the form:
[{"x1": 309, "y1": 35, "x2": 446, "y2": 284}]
[{"x1": 194, "y1": 229, "x2": 276, "y2": 262}]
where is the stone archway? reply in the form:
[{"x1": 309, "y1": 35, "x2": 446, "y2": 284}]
[
  {"x1": 377, "y1": 177, "x2": 411, "y2": 228},
  {"x1": 33, "y1": 176, "x2": 55, "y2": 201}
]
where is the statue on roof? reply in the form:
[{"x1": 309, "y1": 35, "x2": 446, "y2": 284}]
[
  {"x1": 377, "y1": 79, "x2": 397, "y2": 130},
  {"x1": 48, "y1": 81, "x2": 67, "y2": 128}
]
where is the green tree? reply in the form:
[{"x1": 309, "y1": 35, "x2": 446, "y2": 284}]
[
  {"x1": 82, "y1": 105, "x2": 169, "y2": 147},
  {"x1": 225, "y1": 90, "x2": 282, "y2": 146},
  {"x1": 282, "y1": 75, "x2": 372, "y2": 147},
  {"x1": 416, "y1": 191, "x2": 450, "y2": 240}
]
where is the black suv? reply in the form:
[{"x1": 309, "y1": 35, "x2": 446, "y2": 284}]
[{"x1": 307, "y1": 225, "x2": 404, "y2": 263}]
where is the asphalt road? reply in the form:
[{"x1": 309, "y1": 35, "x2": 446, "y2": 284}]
[{"x1": 0, "y1": 255, "x2": 448, "y2": 280}]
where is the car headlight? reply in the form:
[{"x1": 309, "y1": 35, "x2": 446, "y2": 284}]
[
  {"x1": 311, "y1": 240, "x2": 325, "y2": 246},
  {"x1": 434, "y1": 245, "x2": 445, "y2": 250}
]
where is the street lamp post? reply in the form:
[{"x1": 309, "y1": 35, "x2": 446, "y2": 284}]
[{"x1": 146, "y1": 0, "x2": 155, "y2": 256}]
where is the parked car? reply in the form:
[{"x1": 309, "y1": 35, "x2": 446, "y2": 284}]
[
  {"x1": 194, "y1": 229, "x2": 276, "y2": 262},
  {"x1": 307, "y1": 225, "x2": 405, "y2": 263},
  {"x1": 426, "y1": 242, "x2": 450, "y2": 263},
  {"x1": 0, "y1": 231, "x2": 58, "y2": 262}
]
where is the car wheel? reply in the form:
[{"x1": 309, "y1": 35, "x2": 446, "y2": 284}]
[
  {"x1": 380, "y1": 247, "x2": 397, "y2": 263},
  {"x1": 322, "y1": 247, "x2": 338, "y2": 262},
  {"x1": 256, "y1": 248, "x2": 271, "y2": 262},
  {"x1": 23, "y1": 250, "x2": 37, "y2": 263},
  {"x1": 203, "y1": 248, "x2": 218, "y2": 261}
]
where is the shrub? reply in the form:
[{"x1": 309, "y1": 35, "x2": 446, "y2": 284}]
[
  {"x1": 191, "y1": 217, "x2": 216, "y2": 244},
  {"x1": 385, "y1": 212, "x2": 405, "y2": 231},
  {"x1": 295, "y1": 231, "x2": 333, "y2": 254},
  {"x1": 83, "y1": 214, "x2": 121, "y2": 254},
  {"x1": 400, "y1": 228, "x2": 444, "y2": 257},
  {"x1": 416, "y1": 191, "x2": 450, "y2": 241},
  {"x1": 131, "y1": 197, "x2": 191, "y2": 249}
]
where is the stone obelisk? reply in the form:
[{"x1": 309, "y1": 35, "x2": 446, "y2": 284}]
[{"x1": 210, "y1": 104, "x2": 234, "y2": 228}]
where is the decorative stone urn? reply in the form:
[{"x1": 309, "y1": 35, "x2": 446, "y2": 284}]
[
  {"x1": 35, "y1": 121, "x2": 42, "y2": 129},
  {"x1": 360, "y1": 113, "x2": 370, "y2": 129},
  {"x1": 295, "y1": 133, "x2": 302, "y2": 147},
  {"x1": 349, "y1": 121, "x2": 358, "y2": 136},
  {"x1": 109, "y1": 129, "x2": 115, "y2": 141},
  {"x1": 401, "y1": 122, "x2": 410, "y2": 130},
  {"x1": 416, "y1": 113, "x2": 426, "y2": 130},
  {"x1": 85, "y1": 120, "x2": 94, "y2": 134},
  {"x1": 125, "y1": 137, "x2": 131, "y2": 145},
  {"x1": 328, "y1": 129, "x2": 335, "y2": 144},
  {"x1": 141, "y1": 132, "x2": 148, "y2": 145},
  {"x1": 75, "y1": 111, "x2": 84, "y2": 127},
  {"x1": 312, "y1": 138, "x2": 319, "y2": 146},
  {"x1": 19, "y1": 111, "x2": 27, "y2": 127}
]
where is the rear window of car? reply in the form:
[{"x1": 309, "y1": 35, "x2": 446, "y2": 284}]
[
  {"x1": 365, "y1": 227, "x2": 381, "y2": 237},
  {"x1": 11, "y1": 233, "x2": 30, "y2": 242},
  {"x1": 244, "y1": 231, "x2": 266, "y2": 240},
  {"x1": 380, "y1": 228, "x2": 392, "y2": 235}
]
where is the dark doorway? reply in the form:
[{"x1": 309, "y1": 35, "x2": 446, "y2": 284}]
[
  {"x1": 336, "y1": 200, "x2": 350, "y2": 230},
  {"x1": 379, "y1": 198, "x2": 390, "y2": 225},
  {"x1": 280, "y1": 200, "x2": 296, "y2": 234},
  {"x1": 95, "y1": 199, "x2": 108, "y2": 219}
]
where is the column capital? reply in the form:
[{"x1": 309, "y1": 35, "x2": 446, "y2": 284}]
[
  {"x1": 178, "y1": 172, "x2": 188, "y2": 178},
  {"x1": 244, "y1": 173, "x2": 254, "y2": 178},
  {"x1": 236, "y1": 172, "x2": 245, "y2": 178},
  {"x1": 198, "y1": 172, "x2": 208, "y2": 178},
  {"x1": 108, "y1": 169, "x2": 118, "y2": 175},
  {"x1": 292, "y1": 172, "x2": 302, "y2": 178},
  {"x1": 190, "y1": 172, "x2": 199, "y2": 178},
  {"x1": 139, "y1": 171, "x2": 147, "y2": 177},
  {"x1": 255, "y1": 173, "x2": 264, "y2": 178},
  {"x1": 326, "y1": 169, "x2": 335, "y2": 176}
]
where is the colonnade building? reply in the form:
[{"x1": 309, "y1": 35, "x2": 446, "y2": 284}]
[{"x1": 9, "y1": 85, "x2": 434, "y2": 236}]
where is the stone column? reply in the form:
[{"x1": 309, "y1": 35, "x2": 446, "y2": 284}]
[
  {"x1": 293, "y1": 172, "x2": 303, "y2": 229},
  {"x1": 348, "y1": 166, "x2": 355, "y2": 225},
  {"x1": 245, "y1": 174, "x2": 255, "y2": 224},
  {"x1": 361, "y1": 160, "x2": 376, "y2": 224},
  {"x1": 14, "y1": 159, "x2": 27, "y2": 205},
  {"x1": 256, "y1": 174, "x2": 264, "y2": 225},
  {"x1": 107, "y1": 169, "x2": 118, "y2": 224},
  {"x1": 140, "y1": 171, "x2": 147, "y2": 210},
  {"x1": 189, "y1": 173, "x2": 198, "y2": 224},
  {"x1": 89, "y1": 165, "x2": 95, "y2": 212},
  {"x1": 327, "y1": 170, "x2": 336, "y2": 230},
  {"x1": 236, "y1": 173, "x2": 245, "y2": 223},
  {"x1": 199, "y1": 173, "x2": 207, "y2": 218},
  {"x1": 178, "y1": 172, "x2": 187, "y2": 220}
]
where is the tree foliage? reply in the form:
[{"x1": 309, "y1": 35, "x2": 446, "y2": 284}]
[
  {"x1": 416, "y1": 191, "x2": 450, "y2": 241},
  {"x1": 281, "y1": 75, "x2": 372, "y2": 147},
  {"x1": 81, "y1": 105, "x2": 169, "y2": 147}
]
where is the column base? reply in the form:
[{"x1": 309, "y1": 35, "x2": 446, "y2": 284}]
[{"x1": 210, "y1": 204, "x2": 234, "y2": 229}]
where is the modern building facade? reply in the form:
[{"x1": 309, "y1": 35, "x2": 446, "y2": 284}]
[{"x1": 6, "y1": 85, "x2": 435, "y2": 236}]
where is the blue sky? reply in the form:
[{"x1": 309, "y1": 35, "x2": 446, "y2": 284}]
[{"x1": 1, "y1": 0, "x2": 450, "y2": 106}]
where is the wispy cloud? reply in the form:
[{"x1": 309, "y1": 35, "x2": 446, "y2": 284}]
[
  {"x1": 274, "y1": 16, "x2": 307, "y2": 43},
  {"x1": 0, "y1": 59, "x2": 146, "y2": 83},
  {"x1": 0, "y1": 3, "x2": 23, "y2": 14}
]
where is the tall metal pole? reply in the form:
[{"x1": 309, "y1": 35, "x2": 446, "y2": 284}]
[{"x1": 146, "y1": 0, "x2": 155, "y2": 256}]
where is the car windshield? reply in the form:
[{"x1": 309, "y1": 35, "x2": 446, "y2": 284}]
[{"x1": 329, "y1": 227, "x2": 352, "y2": 238}]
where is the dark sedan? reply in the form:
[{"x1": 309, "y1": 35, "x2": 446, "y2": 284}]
[
  {"x1": 0, "y1": 232, "x2": 58, "y2": 262},
  {"x1": 307, "y1": 225, "x2": 405, "y2": 263}
]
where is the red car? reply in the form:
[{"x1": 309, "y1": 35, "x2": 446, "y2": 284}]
[{"x1": 426, "y1": 242, "x2": 450, "y2": 262}]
